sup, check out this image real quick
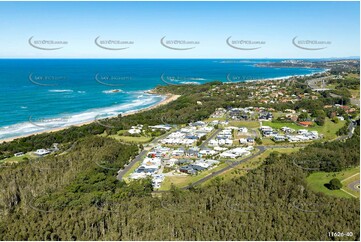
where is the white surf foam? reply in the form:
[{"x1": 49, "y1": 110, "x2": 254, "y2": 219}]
[
  {"x1": 49, "y1": 89, "x2": 74, "y2": 93},
  {"x1": 0, "y1": 94, "x2": 164, "y2": 140}
]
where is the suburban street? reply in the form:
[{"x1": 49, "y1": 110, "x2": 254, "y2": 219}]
[
  {"x1": 116, "y1": 130, "x2": 175, "y2": 180},
  {"x1": 184, "y1": 146, "x2": 267, "y2": 189},
  {"x1": 117, "y1": 117, "x2": 355, "y2": 191},
  {"x1": 199, "y1": 128, "x2": 221, "y2": 149}
]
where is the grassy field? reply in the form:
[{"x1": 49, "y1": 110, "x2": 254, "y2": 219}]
[
  {"x1": 342, "y1": 174, "x2": 360, "y2": 198},
  {"x1": 123, "y1": 159, "x2": 143, "y2": 183},
  {"x1": 262, "y1": 118, "x2": 345, "y2": 140},
  {"x1": 260, "y1": 138, "x2": 275, "y2": 145},
  {"x1": 159, "y1": 162, "x2": 230, "y2": 190},
  {"x1": 349, "y1": 89, "x2": 360, "y2": 98},
  {"x1": 107, "y1": 131, "x2": 152, "y2": 143},
  {"x1": 0, "y1": 152, "x2": 35, "y2": 164},
  {"x1": 203, "y1": 147, "x2": 301, "y2": 185},
  {"x1": 229, "y1": 120, "x2": 260, "y2": 129},
  {"x1": 110, "y1": 135, "x2": 152, "y2": 143},
  {"x1": 159, "y1": 148, "x2": 300, "y2": 191},
  {"x1": 306, "y1": 166, "x2": 360, "y2": 198},
  {"x1": 204, "y1": 117, "x2": 227, "y2": 122},
  {"x1": 100, "y1": 130, "x2": 153, "y2": 143}
]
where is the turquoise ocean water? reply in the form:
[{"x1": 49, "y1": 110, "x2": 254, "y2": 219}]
[{"x1": 0, "y1": 59, "x2": 324, "y2": 139}]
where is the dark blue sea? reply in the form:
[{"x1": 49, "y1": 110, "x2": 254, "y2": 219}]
[{"x1": 0, "y1": 59, "x2": 324, "y2": 139}]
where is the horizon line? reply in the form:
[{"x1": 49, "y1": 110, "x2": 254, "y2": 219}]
[{"x1": 0, "y1": 57, "x2": 359, "y2": 60}]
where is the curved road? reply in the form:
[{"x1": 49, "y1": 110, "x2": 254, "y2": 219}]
[
  {"x1": 183, "y1": 145, "x2": 267, "y2": 189},
  {"x1": 116, "y1": 131, "x2": 173, "y2": 180},
  {"x1": 119, "y1": 120, "x2": 356, "y2": 191}
]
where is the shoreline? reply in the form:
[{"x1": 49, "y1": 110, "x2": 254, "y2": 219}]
[
  {"x1": 225, "y1": 68, "x2": 329, "y2": 84},
  {"x1": 0, "y1": 68, "x2": 328, "y2": 144},
  {"x1": 0, "y1": 93, "x2": 181, "y2": 144}
]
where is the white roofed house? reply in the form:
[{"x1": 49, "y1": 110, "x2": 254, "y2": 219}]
[
  {"x1": 191, "y1": 121, "x2": 206, "y2": 127},
  {"x1": 164, "y1": 158, "x2": 177, "y2": 167},
  {"x1": 199, "y1": 149, "x2": 218, "y2": 156},
  {"x1": 292, "y1": 135, "x2": 307, "y2": 141},
  {"x1": 210, "y1": 120, "x2": 219, "y2": 126},
  {"x1": 218, "y1": 139, "x2": 226, "y2": 146},
  {"x1": 205, "y1": 159, "x2": 220, "y2": 166},
  {"x1": 287, "y1": 136, "x2": 300, "y2": 142},
  {"x1": 142, "y1": 157, "x2": 161, "y2": 169},
  {"x1": 281, "y1": 127, "x2": 295, "y2": 133},
  {"x1": 220, "y1": 147, "x2": 250, "y2": 159},
  {"x1": 151, "y1": 174, "x2": 165, "y2": 189},
  {"x1": 200, "y1": 126, "x2": 214, "y2": 133},
  {"x1": 208, "y1": 139, "x2": 219, "y2": 147},
  {"x1": 172, "y1": 149, "x2": 185, "y2": 157},
  {"x1": 185, "y1": 148, "x2": 200, "y2": 157},
  {"x1": 239, "y1": 138, "x2": 248, "y2": 144},
  {"x1": 219, "y1": 152, "x2": 237, "y2": 159},
  {"x1": 226, "y1": 126, "x2": 239, "y2": 130},
  {"x1": 180, "y1": 127, "x2": 196, "y2": 133},
  {"x1": 152, "y1": 174, "x2": 165, "y2": 183},
  {"x1": 297, "y1": 129, "x2": 308, "y2": 135},
  {"x1": 225, "y1": 139, "x2": 233, "y2": 146},
  {"x1": 213, "y1": 146, "x2": 228, "y2": 151},
  {"x1": 168, "y1": 131, "x2": 185, "y2": 138},
  {"x1": 34, "y1": 149, "x2": 50, "y2": 156},
  {"x1": 149, "y1": 124, "x2": 172, "y2": 131},
  {"x1": 220, "y1": 129, "x2": 232, "y2": 135},
  {"x1": 193, "y1": 160, "x2": 210, "y2": 169},
  {"x1": 310, "y1": 131, "x2": 319, "y2": 138},
  {"x1": 238, "y1": 127, "x2": 248, "y2": 133},
  {"x1": 246, "y1": 137, "x2": 255, "y2": 144},
  {"x1": 183, "y1": 139, "x2": 195, "y2": 146},
  {"x1": 220, "y1": 120, "x2": 229, "y2": 126},
  {"x1": 129, "y1": 172, "x2": 147, "y2": 180},
  {"x1": 260, "y1": 126, "x2": 273, "y2": 132},
  {"x1": 14, "y1": 152, "x2": 24, "y2": 157},
  {"x1": 273, "y1": 135, "x2": 286, "y2": 142},
  {"x1": 128, "y1": 128, "x2": 142, "y2": 135}
]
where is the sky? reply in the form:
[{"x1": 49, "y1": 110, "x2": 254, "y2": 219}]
[{"x1": 0, "y1": 1, "x2": 359, "y2": 58}]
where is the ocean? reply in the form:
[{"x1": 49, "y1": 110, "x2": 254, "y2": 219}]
[{"x1": 0, "y1": 59, "x2": 324, "y2": 140}]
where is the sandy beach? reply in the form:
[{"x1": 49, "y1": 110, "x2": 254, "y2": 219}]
[{"x1": 0, "y1": 93, "x2": 181, "y2": 144}]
